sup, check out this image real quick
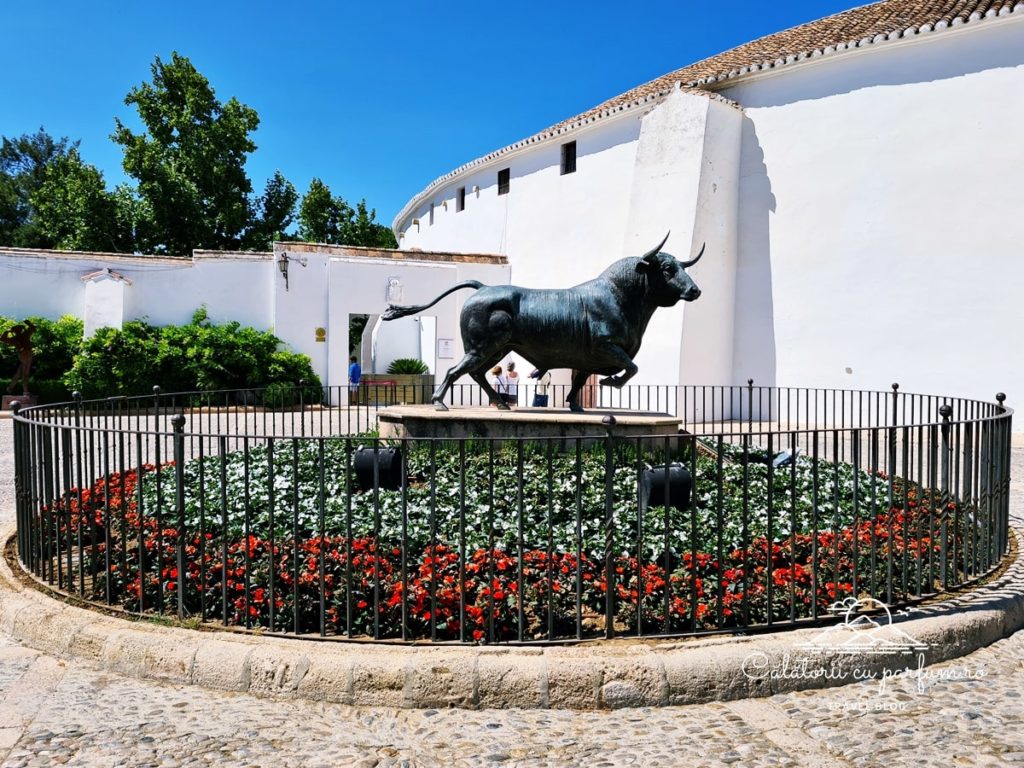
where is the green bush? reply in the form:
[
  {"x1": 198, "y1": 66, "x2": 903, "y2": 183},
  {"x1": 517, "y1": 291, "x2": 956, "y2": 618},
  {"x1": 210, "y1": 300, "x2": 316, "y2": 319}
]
[
  {"x1": 63, "y1": 308, "x2": 321, "y2": 399},
  {"x1": 262, "y1": 380, "x2": 323, "y2": 409},
  {"x1": 386, "y1": 357, "x2": 429, "y2": 375}
]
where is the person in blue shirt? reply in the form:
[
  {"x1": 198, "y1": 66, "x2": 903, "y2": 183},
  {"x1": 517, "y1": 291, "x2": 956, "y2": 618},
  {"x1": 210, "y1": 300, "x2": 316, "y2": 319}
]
[{"x1": 348, "y1": 355, "x2": 361, "y2": 405}]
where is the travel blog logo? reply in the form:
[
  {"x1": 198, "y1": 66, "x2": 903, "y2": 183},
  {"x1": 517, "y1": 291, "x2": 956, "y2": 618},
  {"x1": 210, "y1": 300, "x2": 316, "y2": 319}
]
[{"x1": 798, "y1": 597, "x2": 928, "y2": 655}]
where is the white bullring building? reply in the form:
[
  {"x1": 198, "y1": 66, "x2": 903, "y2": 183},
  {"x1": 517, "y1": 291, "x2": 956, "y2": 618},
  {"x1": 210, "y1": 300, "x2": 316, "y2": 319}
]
[{"x1": 394, "y1": 0, "x2": 1024, "y2": 406}]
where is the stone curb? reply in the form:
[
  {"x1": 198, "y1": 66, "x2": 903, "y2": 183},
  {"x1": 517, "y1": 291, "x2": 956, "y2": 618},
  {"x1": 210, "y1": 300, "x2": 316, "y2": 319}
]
[{"x1": 2, "y1": 523, "x2": 1022, "y2": 710}]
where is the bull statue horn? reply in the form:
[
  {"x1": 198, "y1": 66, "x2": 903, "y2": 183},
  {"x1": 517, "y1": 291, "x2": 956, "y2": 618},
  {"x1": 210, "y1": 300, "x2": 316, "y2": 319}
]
[
  {"x1": 680, "y1": 242, "x2": 705, "y2": 269},
  {"x1": 641, "y1": 231, "x2": 671, "y2": 262}
]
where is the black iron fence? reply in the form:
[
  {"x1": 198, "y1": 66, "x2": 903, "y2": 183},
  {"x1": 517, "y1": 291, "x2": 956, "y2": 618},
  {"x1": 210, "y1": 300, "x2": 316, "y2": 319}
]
[{"x1": 10, "y1": 384, "x2": 1013, "y2": 644}]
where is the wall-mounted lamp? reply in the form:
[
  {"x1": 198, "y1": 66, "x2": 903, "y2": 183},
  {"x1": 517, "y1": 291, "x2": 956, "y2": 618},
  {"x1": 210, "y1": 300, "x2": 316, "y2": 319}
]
[
  {"x1": 442, "y1": 200, "x2": 448, "y2": 210},
  {"x1": 277, "y1": 252, "x2": 307, "y2": 292},
  {"x1": 472, "y1": 185, "x2": 480, "y2": 195}
]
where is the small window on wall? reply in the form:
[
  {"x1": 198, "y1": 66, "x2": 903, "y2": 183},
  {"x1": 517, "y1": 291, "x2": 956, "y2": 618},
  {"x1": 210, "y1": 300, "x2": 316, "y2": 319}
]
[
  {"x1": 429, "y1": 203, "x2": 435, "y2": 225},
  {"x1": 497, "y1": 168, "x2": 510, "y2": 195},
  {"x1": 561, "y1": 141, "x2": 577, "y2": 175},
  {"x1": 456, "y1": 187, "x2": 466, "y2": 212}
]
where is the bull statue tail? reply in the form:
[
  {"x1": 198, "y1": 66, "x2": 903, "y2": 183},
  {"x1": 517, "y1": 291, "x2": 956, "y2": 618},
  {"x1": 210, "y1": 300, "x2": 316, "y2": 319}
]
[{"x1": 381, "y1": 280, "x2": 484, "y2": 321}]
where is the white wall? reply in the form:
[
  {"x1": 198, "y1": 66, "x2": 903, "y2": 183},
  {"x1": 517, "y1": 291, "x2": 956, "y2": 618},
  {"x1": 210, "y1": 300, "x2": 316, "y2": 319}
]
[
  {"x1": 0, "y1": 245, "x2": 509, "y2": 400},
  {"x1": 399, "y1": 115, "x2": 642, "y2": 290},
  {"x1": 396, "y1": 90, "x2": 742, "y2": 396},
  {"x1": 323, "y1": 253, "x2": 511, "y2": 399},
  {"x1": 725, "y1": 14, "x2": 1024, "y2": 403},
  {"x1": 395, "y1": 13, "x2": 1024, "y2": 417},
  {"x1": 0, "y1": 249, "x2": 274, "y2": 330}
]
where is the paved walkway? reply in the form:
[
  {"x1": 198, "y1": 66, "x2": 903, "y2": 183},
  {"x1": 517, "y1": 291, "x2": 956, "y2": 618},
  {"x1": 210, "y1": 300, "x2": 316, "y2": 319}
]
[{"x1": 1, "y1": 418, "x2": 1023, "y2": 767}]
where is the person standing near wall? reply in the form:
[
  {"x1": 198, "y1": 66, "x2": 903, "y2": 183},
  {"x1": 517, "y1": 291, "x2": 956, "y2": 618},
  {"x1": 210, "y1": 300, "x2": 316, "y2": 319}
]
[
  {"x1": 348, "y1": 355, "x2": 361, "y2": 405},
  {"x1": 530, "y1": 369, "x2": 551, "y2": 407},
  {"x1": 490, "y1": 365, "x2": 507, "y2": 407},
  {"x1": 505, "y1": 361, "x2": 519, "y2": 407}
]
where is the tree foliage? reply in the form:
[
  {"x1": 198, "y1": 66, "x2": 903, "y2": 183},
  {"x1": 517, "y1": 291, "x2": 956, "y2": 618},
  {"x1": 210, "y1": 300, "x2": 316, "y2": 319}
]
[
  {"x1": 30, "y1": 150, "x2": 132, "y2": 252},
  {"x1": 112, "y1": 52, "x2": 260, "y2": 255},
  {"x1": 245, "y1": 170, "x2": 299, "y2": 250},
  {"x1": 0, "y1": 128, "x2": 79, "y2": 247},
  {"x1": 2, "y1": 54, "x2": 394, "y2": 255},
  {"x1": 298, "y1": 177, "x2": 396, "y2": 248}
]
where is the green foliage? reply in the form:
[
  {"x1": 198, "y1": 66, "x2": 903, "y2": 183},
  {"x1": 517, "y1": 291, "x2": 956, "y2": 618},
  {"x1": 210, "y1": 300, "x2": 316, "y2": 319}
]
[
  {"x1": 349, "y1": 315, "x2": 369, "y2": 356},
  {"x1": 298, "y1": 178, "x2": 397, "y2": 248},
  {"x1": 30, "y1": 150, "x2": 133, "y2": 252},
  {"x1": 63, "y1": 309, "x2": 320, "y2": 398},
  {"x1": 2, "y1": 57, "x2": 393, "y2": 255},
  {"x1": 112, "y1": 51, "x2": 260, "y2": 255},
  {"x1": 386, "y1": 357, "x2": 429, "y2": 374},
  {"x1": 244, "y1": 170, "x2": 299, "y2": 251},
  {"x1": 0, "y1": 128, "x2": 79, "y2": 248}
]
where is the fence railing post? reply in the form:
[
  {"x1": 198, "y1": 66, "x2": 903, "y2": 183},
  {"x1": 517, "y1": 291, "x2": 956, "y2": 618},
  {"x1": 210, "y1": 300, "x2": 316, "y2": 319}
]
[
  {"x1": 603, "y1": 414, "x2": 616, "y2": 640},
  {"x1": 939, "y1": 404, "x2": 952, "y2": 590},
  {"x1": 172, "y1": 414, "x2": 187, "y2": 619}
]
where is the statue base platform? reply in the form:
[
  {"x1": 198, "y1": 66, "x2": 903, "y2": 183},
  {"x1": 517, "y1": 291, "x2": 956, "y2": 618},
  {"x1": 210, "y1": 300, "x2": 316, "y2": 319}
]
[
  {"x1": 2, "y1": 394, "x2": 38, "y2": 410},
  {"x1": 377, "y1": 405, "x2": 682, "y2": 446}
]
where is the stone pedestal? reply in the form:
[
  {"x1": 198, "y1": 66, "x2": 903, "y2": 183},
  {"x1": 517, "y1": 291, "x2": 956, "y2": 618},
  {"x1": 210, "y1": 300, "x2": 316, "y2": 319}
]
[
  {"x1": 2, "y1": 394, "x2": 39, "y2": 410},
  {"x1": 377, "y1": 405, "x2": 682, "y2": 447}
]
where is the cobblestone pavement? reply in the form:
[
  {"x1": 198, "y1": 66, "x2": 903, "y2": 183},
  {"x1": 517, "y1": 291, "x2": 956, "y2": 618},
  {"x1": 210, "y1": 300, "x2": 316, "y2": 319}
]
[{"x1": 0, "y1": 418, "x2": 1022, "y2": 767}]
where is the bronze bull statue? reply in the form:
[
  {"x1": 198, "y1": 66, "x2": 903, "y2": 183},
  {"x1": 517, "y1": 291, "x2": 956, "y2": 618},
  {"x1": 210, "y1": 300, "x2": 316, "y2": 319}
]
[{"x1": 382, "y1": 233, "x2": 704, "y2": 412}]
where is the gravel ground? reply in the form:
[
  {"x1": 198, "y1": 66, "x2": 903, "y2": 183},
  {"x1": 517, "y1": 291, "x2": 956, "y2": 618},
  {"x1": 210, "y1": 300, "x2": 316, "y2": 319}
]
[{"x1": 0, "y1": 416, "x2": 1022, "y2": 767}]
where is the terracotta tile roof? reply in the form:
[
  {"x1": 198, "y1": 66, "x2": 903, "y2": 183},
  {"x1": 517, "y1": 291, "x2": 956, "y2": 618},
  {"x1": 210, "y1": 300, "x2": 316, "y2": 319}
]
[
  {"x1": 394, "y1": 0, "x2": 1023, "y2": 231},
  {"x1": 558, "y1": 0, "x2": 1022, "y2": 127}
]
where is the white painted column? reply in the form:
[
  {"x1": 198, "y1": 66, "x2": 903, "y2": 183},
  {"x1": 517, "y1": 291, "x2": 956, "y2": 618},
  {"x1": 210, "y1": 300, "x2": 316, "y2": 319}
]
[
  {"x1": 619, "y1": 88, "x2": 743, "y2": 419},
  {"x1": 82, "y1": 272, "x2": 128, "y2": 337}
]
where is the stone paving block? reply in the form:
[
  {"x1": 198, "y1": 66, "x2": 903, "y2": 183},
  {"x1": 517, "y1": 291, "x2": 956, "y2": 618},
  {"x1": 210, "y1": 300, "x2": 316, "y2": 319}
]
[
  {"x1": 101, "y1": 629, "x2": 196, "y2": 683},
  {"x1": 190, "y1": 639, "x2": 253, "y2": 692},
  {"x1": 544, "y1": 649, "x2": 602, "y2": 709},
  {"x1": 294, "y1": 649, "x2": 354, "y2": 704},
  {"x1": 597, "y1": 653, "x2": 666, "y2": 708},
  {"x1": 406, "y1": 650, "x2": 477, "y2": 708},
  {"x1": 476, "y1": 651, "x2": 546, "y2": 709},
  {"x1": 247, "y1": 644, "x2": 310, "y2": 696},
  {"x1": 349, "y1": 652, "x2": 409, "y2": 708}
]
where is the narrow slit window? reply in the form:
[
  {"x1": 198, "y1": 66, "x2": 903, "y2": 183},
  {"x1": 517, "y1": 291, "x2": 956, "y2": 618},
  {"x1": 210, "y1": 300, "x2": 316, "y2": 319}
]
[
  {"x1": 429, "y1": 203, "x2": 435, "y2": 225},
  {"x1": 497, "y1": 168, "x2": 510, "y2": 195},
  {"x1": 456, "y1": 187, "x2": 466, "y2": 212},
  {"x1": 561, "y1": 141, "x2": 577, "y2": 175}
]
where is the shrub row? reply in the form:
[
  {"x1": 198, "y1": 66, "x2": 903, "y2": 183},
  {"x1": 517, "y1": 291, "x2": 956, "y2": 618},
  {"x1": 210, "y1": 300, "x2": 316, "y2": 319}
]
[{"x1": 1, "y1": 308, "x2": 320, "y2": 402}]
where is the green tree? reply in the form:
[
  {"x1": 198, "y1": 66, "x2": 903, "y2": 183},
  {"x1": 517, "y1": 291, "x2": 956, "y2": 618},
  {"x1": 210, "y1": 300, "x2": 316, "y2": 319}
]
[
  {"x1": 0, "y1": 128, "x2": 79, "y2": 247},
  {"x1": 30, "y1": 150, "x2": 133, "y2": 252},
  {"x1": 112, "y1": 52, "x2": 259, "y2": 256},
  {"x1": 245, "y1": 170, "x2": 299, "y2": 250},
  {"x1": 297, "y1": 177, "x2": 350, "y2": 244},
  {"x1": 343, "y1": 199, "x2": 397, "y2": 248},
  {"x1": 298, "y1": 178, "x2": 396, "y2": 248}
]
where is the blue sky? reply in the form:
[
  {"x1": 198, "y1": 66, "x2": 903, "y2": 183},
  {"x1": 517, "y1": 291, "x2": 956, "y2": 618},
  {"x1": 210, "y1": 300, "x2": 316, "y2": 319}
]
[{"x1": 1, "y1": 1, "x2": 863, "y2": 228}]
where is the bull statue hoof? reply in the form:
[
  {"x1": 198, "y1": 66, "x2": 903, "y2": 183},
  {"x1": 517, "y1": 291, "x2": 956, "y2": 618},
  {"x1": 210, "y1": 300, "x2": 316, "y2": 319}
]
[
  {"x1": 568, "y1": 402, "x2": 585, "y2": 414},
  {"x1": 432, "y1": 400, "x2": 449, "y2": 412},
  {"x1": 599, "y1": 375, "x2": 624, "y2": 388}
]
